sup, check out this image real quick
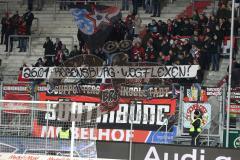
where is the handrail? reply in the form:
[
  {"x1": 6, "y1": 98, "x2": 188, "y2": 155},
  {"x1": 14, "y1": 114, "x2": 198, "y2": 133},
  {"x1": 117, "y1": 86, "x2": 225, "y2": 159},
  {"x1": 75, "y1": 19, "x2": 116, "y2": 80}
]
[
  {"x1": 7, "y1": 35, "x2": 74, "y2": 57},
  {"x1": 195, "y1": 113, "x2": 220, "y2": 146},
  {"x1": 151, "y1": 114, "x2": 177, "y2": 143},
  {"x1": 199, "y1": 120, "x2": 224, "y2": 146},
  {"x1": 7, "y1": 35, "x2": 32, "y2": 57},
  {"x1": 31, "y1": 35, "x2": 74, "y2": 51}
]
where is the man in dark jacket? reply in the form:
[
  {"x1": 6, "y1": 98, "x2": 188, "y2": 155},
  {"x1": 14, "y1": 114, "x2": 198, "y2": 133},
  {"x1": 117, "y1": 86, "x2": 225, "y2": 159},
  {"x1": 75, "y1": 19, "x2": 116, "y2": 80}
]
[
  {"x1": 152, "y1": 0, "x2": 161, "y2": 17},
  {"x1": 132, "y1": 0, "x2": 138, "y2": 15},
  {"x1": 5, "y1": 17, "x2": 15, "y2": 52},
  {"x1": 28, "y1": 0, "x2": 33, "y2": 11},
  {"x1": 23, "y1": 10, "x2": 34, "y2": 35},
  {"x1": 43, "y1": 37, "x2": 54, "y2": 65},
  {"x1": 209, "y1": 34, "x2": 219, "y2": 71},
  {"x1": 1, "y1": 13, "x2": 8, "y2": 44}
]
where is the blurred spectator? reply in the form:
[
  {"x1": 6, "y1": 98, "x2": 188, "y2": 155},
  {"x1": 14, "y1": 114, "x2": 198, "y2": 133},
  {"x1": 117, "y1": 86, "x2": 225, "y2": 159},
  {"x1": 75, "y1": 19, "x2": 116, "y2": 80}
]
[
  {"x1": 125, "y1": 12, "x2": 135, "y2": 40},
  {"x1": 34, "y1": 58, "x2": 45, "y2": 67},
  {"x1": 131, "y1": 42, "x2": 145, "y2": 62},
  {"x1": 77, "y1": 29, "x2": 85, "y2": 50},
  {"x1": 43, "y1": 57, "x2": 51, "y2": 66},
  {"x1": 217, "y1": 3, "x2": 231, "y2": 19},
  {"x1": 23, "y1": 9, "x2": 34, "y2": 35},
  {"x1": 43, "y1": 37, "x2": 54, "y2": 65},
  {"x1": 54, "y1": 38, "x2": 63, "y2": 52},
  {"x1": 36, "y1": 0, "x2": 44, "y2": 11},
  {"x1": 28, "y1": 0, "x2": 33, "y2": 11},
  {"x1": 145, "y1": 38, "x2": 157, "y2": 62},
  {"x1": 192, "y1": 10, "x2": 200, "y2": 21},
  {"x1": 70, "y1": 45, "x2": 81, "y2": 57},
  {"x1": 122, "y1": 0, "x2": 129, "y2": 11},
  {"x1": 60, "y1": 0, "x2": 68, "y2": 10},
  {"x1": 30, "y1": 58, "x2": 44, "y2": 95},
  {"x1": 145, "y1": 0, "x2": 153, "y2": 14},
  {"x1": 18, "y1": 17, "x2": 27, "y2": 52},
  {"x1": 1, "y1": 13, "x2": 8, "y2": 45},
  {"x1": 132, "y1": 0, "x2": 138, "y2": 15},
  {"x1": 133, "y1": 14, "x2": 142, "y2": 37},
  {"x1": 152, "y1": 0, "x2": 161, "y2": 17},
  {"x1": 55, "y1": 49, "x2": 66, "y2": 66},
  {"x1": 62, "y1": 44, "x2": 70, "y2": 58},
  {"x1": 5, "y1": 17, "x2": 14, "y2": 52},
  {"x1": 18, "y1": 63, "x2": 29, "y2": 82},
  {"x1": 11, "y1": 11, "x2": 20, "y2": 33},
  {"x1": 211, "y1": 35, "x2": 219, "y2": 71}
]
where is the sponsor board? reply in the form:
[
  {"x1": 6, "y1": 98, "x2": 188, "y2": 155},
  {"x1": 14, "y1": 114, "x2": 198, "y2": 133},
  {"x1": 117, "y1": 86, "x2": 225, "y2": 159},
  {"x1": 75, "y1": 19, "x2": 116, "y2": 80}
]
[
  {"x1": 229, "y1": 104, "x2": 240, "y2": 114},
  {"x1": 206, "y1": 87, "x2": 222, "y2": 96},
  {"x1": 33, "y1": 119, "x2": 177, "y2": 143},
  {"x1": 223, "y1": 129, "x2": 240, "y2": 148},
  {"x1": 3, "y1": 84, "x2": 46, "y2": 92},
  {"x1": 0, "y1": 136, "x2": 97, "y2": 158},
  {"x1": 230, "y1": 87, "x2": 240, "y2": 114},
  {"x1": 3, "y1": 92, "x2": 32, "y2": 114},
  {"x1": 0, "y1": 153, "x2": 119, "y2": 160},
  {"x1": 22, "y1": 65, "x2": 199, "y2": 79},
  {"x1": 97, "y1": 141, "x2": 240, "y2": 160},
  {"x1": 183, "y1": 103, "x2": 211, "y2": 129},
  {"x1": 231, "y1": 87, "x2": 240, "y2": 99}
]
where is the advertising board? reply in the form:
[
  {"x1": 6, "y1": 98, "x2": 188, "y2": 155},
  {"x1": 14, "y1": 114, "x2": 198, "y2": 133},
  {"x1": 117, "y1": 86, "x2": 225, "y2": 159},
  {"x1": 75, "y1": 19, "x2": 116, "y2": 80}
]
[{"x1": 97, "y1": 141, "x2": 240, "y2": 160}]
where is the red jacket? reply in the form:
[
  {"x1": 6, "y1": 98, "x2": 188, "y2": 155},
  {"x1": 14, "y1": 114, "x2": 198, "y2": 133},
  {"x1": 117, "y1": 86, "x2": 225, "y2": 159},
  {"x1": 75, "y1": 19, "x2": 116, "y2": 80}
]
[
  {"x1": 18, "y1": 22, "x2": 26, "y2": 35},
  {"x1": 131, "y1": 46, "x2": 145, "y2": 62}
]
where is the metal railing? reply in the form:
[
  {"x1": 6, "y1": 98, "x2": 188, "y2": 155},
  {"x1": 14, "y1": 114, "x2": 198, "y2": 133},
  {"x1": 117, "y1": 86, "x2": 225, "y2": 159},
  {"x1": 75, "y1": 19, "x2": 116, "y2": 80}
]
[
  {"x1": 31, "y1": 35, "x2": 75, "y2": 51},
  {"x1": 151, "y1": 114, "x2": 177, "y2": 144},
  {"x1": 7, "y1": 35, "x2": 32, "y2": 56},
  {"x1": 7, "y1": 35, "x2": 74, "y2": 56},
  {"x1": 196, "y1": 113, "x2": 222, "y2": 146}
]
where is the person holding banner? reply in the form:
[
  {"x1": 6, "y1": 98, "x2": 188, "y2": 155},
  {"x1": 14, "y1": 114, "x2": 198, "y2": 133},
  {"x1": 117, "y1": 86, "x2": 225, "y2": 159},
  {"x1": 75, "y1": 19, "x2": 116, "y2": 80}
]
[{"x1": 189, "y1": 110, "x2": 203, "y2": 146}]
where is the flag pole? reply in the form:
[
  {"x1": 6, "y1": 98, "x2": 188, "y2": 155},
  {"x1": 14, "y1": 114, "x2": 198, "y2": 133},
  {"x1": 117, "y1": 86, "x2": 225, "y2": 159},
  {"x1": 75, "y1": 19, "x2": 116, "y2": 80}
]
[{"x1": 226, "y1": 0, "x2": 235, "y2": 148}]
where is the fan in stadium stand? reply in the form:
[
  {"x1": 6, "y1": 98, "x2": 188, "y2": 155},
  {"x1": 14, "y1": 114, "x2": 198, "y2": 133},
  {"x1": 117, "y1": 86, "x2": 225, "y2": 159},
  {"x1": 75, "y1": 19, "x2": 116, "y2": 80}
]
[{"x1": 71, "y1": 4, "x2": 121, "y2": 51}]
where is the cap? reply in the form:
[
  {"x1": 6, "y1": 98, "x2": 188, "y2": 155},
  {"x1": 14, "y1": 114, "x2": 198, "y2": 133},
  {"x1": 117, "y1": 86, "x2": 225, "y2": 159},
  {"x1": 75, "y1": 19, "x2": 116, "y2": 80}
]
[{"x1": 194, "y1": 110, "x2": 200, "y2": 116}]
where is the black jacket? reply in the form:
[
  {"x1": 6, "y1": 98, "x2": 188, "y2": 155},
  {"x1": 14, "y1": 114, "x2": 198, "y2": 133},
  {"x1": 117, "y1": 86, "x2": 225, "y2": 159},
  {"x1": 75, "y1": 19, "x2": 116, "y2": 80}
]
[
  {"x1": 23, "y1": 11, "x2": 34, "y2": 26},
  {"x1": 43, "y1": 40, "x2": 54, "y2": 56}
]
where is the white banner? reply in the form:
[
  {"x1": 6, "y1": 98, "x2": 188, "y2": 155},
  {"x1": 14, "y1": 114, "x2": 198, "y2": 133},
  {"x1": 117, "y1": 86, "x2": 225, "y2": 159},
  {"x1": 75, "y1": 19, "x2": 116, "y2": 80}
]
[
  {"x1": 22, "y1": 65, "x2": 199, "y2": 79},
  {"x1": 183, "y1": 103, "x2": 211, "y2": 129}
]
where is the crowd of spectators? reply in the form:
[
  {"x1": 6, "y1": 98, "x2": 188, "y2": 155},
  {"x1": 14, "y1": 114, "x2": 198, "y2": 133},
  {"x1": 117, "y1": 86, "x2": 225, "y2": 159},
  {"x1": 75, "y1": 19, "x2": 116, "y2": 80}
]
[
  {"x1": 0, "y1": 10, "x2": 34, "y2": 52},
  {"x1": 19, "y1": 0, "x2": 238, "y2": 87},
  {"x1": 110, "y1": 1, "x2": 237, "y2": 82}
]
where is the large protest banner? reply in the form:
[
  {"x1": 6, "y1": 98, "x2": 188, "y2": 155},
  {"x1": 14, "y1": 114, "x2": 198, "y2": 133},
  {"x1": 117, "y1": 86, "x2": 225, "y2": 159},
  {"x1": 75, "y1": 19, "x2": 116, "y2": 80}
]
[
  {"x1": 22, "y1": 65, "x2": 199, "y2": 79},
  {"x1": 32, "y1": 92, "x2": 177, "y2": 143}
]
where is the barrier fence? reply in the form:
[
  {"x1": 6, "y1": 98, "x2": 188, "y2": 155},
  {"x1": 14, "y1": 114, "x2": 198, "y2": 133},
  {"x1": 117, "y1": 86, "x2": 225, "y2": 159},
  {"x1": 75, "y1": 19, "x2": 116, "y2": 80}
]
[
  {"x1": 0, "y1": 81, "x2": 239, "y2": 159},
  {"x1": 7, "y1": 35, "x2": 74, "y2": 56}
]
